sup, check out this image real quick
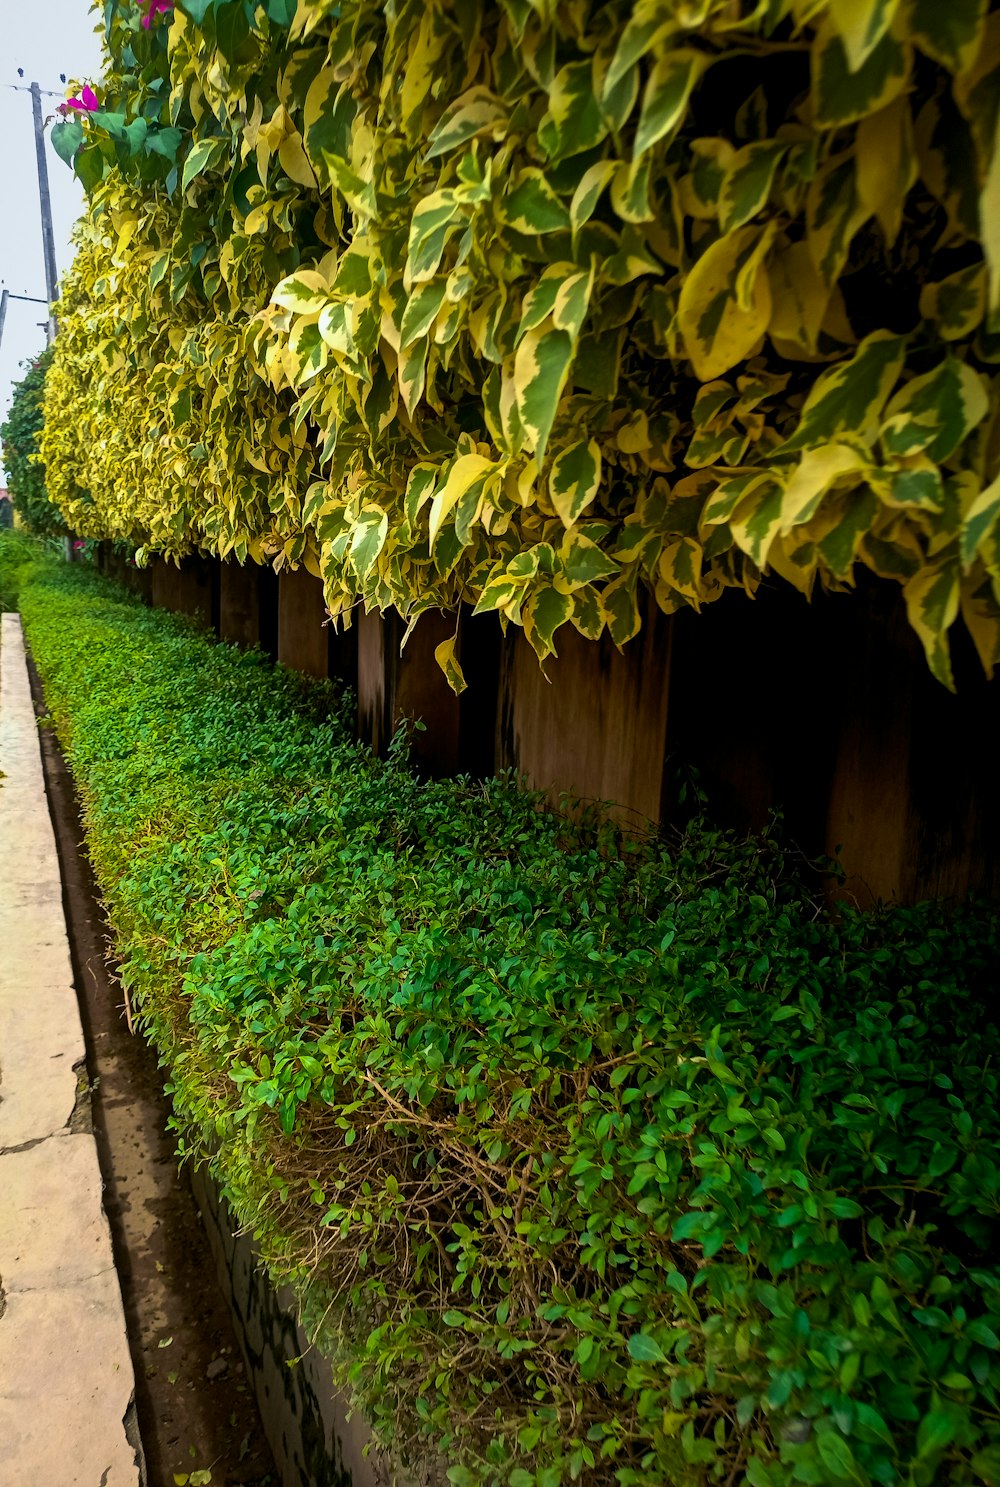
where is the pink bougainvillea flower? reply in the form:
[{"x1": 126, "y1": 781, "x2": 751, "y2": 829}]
[
  {"x1": 59, "y1": 85, "x2": 100, "y2": 115},
  {"x1": 139, "y1": 0, "x2": 173, "y2": 28}
]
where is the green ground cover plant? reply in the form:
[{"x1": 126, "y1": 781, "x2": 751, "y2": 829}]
[{"x1": 5, "y1": 535, "x2": 1000, "y2": 1487}]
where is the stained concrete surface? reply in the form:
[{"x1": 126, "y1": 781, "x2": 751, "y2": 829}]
[{"x1": 0, "y1": 612, "x2": 143, "y2": 1486}]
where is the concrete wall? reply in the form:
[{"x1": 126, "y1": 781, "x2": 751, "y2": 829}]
[{"x1": 190, "y1": 1165, "x2": 439, "y2": 1487}]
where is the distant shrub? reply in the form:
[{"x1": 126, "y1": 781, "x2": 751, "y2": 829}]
[{"x1": 0, "y1": 348, "x2": 65, "y2": 538}]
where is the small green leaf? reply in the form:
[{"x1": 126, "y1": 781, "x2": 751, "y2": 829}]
[{"x1": 628, "y1": 1333, "x2": 667, "y2": 1364}]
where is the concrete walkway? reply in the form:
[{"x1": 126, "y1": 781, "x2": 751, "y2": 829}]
[{"x1": 0, "y1": 614, "x2": 143, "y2": 1485}]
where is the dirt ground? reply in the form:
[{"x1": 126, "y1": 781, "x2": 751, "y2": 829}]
[{"x1": 28, "y1": 653, "x2": 277, "y2": 1487}]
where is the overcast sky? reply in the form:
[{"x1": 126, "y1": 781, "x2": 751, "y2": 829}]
[{"x1": 1, "y1": 0, "x2": 105, "y2": 481}]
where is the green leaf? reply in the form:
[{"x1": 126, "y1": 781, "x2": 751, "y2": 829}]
[
  {"x1": 962, "y1": 475, "x2": 1000, "y2": 570},
  {"x1": 627, "y1": 1333, "x2": 667, "y2": 1364},
  {"x1": 605, "y1": 6, "x2": 675, "y2": 95},
  {"x1": 816, "y1": 1430, "x2": 863, "y2": 1481},
  {"x1": 919, "y1": 262, "x2": 986, "y2": 340},
  {"x1": 916, "y1": 1410, "x2": 957, "y2": 1457},
  {"x1": 424, "y1": 89, "x2": 508, "y2": 161},
  {"x1": 176, "y1": 0, "x2": 214, "y2": 20},
  {"x1": 904, "y1": 558, "x2": 960, "y2": 688},
  {"x1": 149, "y1": 253, "x2": 170, "y2": 290},
  {"x1": 853, "y1": 1403, "x2": 894, "y2": 1448},
  {"x1": 123, "y1": 118, "x2": 148, "y2": 156},
  {"x1": 266, "y1": 0, "x2": 296, "y2": 24},
  {"x1": 807, "y1": 155, "x2": 872, "y2": 285},
  {"x1": 272, "y1": 271, "x2": 330, "y2": 315},
  {"x1": 447, "y1": 1470, "x2": 477, "y2": 1487},
  {"x1": 401, "y1": 282, "x2": 448, "y2": 347},
  {"x1": 405, "y1": 190, "x2": 460, "y2": 285},
  {"x1": 561, "y1": 532, "x2": 618, "y2": 586},
  {"x1": 146, "y1": 126, "x2": 183, "y2": 163},
  {"x1": 51, "y1": 120, "x2": 84, "y2": 167}
]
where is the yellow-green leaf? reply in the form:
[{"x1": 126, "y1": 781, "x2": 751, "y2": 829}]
[
  {"x1": 829, "y1": 0, "x2": 901, "y2": 72},
  {"x1": 349, "y1": 505, "x2": 388, "y2": 580},
  {"x1": 560, "y1": 530, "x2": 618, "y2": 587},
  {"x1": 781, "y1": 444, "x2": 870, "y2": 531},
  {"x1": 880, "y1": 357, "x2": 989, "y2": 463},
  {"x1": 678, "y1": 226, "x2": 772, "y2": 381},
  {"x1": 502, "y1": 169, "x2": 571, "y2": 234},
  {"x1": 855, "y1": 96, "x2": 916, "y2": 246},
  {"x1": 961, "y1": 474, "x2": 1000, "y2": 570},
  {"x1": 812, "y1": 23, "x2": 911, "y2": 129},
  {"x1": 523, "y1": 583, "x2": 572, "y2": 659},
  {"x1": 910, "y1": 0, "x2": 988, "y2": 74},
  {"x1": 434, "y1": 633, "x2": 468, "y2": 694},
  {"x1": 272, "y1": 271, "x2": 330, "y2": 314},
  {"x1": 549, "y1": 440, "x2": 601, "y2": 527},
  {"x1": 718, "y1": 142, "x2": 786, "y2": 235},
  {"x1": 634, "y1": 50, "x2": 704, "y2": 158},
  {"x1": 919, "y1": 262, "x2": 987, "y2": 340},
  {"x1": 514, "y1": 325, "x2": 575, "y2": 458},
  {"x1": 904, "y1": 560, "x2": 960, "y2": 687},
  {"x1": 780, "y1": 331, "x2": 907, "y2": 453}
]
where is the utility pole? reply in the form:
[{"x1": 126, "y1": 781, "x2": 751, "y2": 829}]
[
  {"x1": 0, "y1": 289, "x2": 50, "y2": 355},
  {"x1": 29, "y1": 83, "x2": 60, "y2": 344}
]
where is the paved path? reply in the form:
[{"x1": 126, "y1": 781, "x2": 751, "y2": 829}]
[{"x1": 0, "y1": 613, "x2": 143, "y2": 1486}]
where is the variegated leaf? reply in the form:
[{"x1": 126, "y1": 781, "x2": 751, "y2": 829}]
[
  {"x1": 718, "y1": 142, "x2": 786, "y2": 235},
  {"x1": 855, "y1": 96, "x2": 916, "y2": 246},
  {"x1": 780, "y1": 332, "x2": 907, "y2": 453},
  {"x1": 880, "y1": 358, "x2": 989, "y2": 463},
  {"x1": 678, "y1": 226, "x2": 772, "y2": 381},
  {"x1": 829, "y1": 0, "x2": 901, "y2": 72},
  {"x1": 634, "y1": 50, "x2": 704, "y2": 158},
  {"x1": 433, "y1": 633, "x2": 468, "y2": 693},
  {"x1": 349, "y1": 504, "x2": 388, "y2": 581},
  {"x1": 812, "y1": 23, "x2": 911, "y2": 129},
  {"x1": 522, "y1": 583, "x2": 572, "y2": 659},
  {"x1": 514, "y1": 325, "x2": 574, "y2": 458},
  {"x1": 549, "y1": 440, "x2": 601, "y2": 527},
  {"x1": 904, "y1": 559, "x2": 961, "y2": 687}
]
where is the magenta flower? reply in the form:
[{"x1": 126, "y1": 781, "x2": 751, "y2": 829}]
[
  {"x1": 58, "y1": 85, "x2": 99, "y2": 116},
  {"x1": 139, "y1": 0, "x2": 173, "y2": 27}
]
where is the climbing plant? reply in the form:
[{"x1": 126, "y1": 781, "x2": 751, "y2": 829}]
[{"x1": 41, "y1": 0, "x2": 1000, "y2": 686}]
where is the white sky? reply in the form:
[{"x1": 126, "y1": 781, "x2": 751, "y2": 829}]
[{"x1": 1, "y1": 0, "x2": 105, "y2": 481}]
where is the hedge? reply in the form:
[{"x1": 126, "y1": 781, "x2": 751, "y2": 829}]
[
  {"x1": 3, "y1": 533, "x2": 998, "y2": 1486},
  {"x1": 38, "y1": 0, "x2": 1000, "y2": 689},
  {"x1": 0, "y1": 348, "x2": 65, "y2": 538}
]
